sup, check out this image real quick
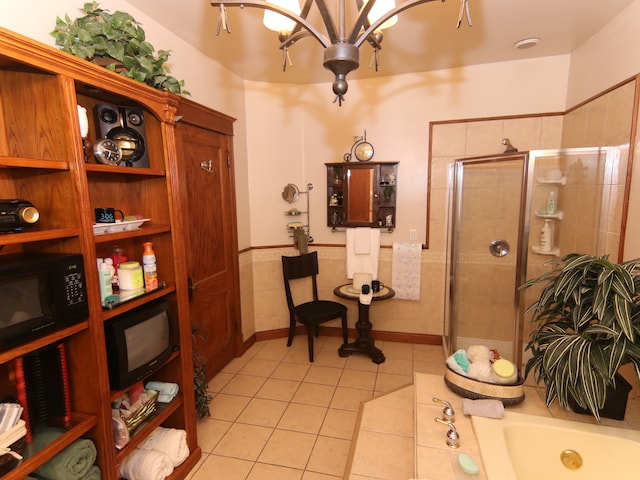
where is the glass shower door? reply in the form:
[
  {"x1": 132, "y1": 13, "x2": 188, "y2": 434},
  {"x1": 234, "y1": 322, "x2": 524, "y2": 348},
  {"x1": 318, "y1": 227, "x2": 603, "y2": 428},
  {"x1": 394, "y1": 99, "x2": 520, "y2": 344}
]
[
  {"x1": 448, "y1": 153, "x2": 529, "y2": 366},
  {"x1": 445, "y1": 147, "x2": 624, "y2": 372}
]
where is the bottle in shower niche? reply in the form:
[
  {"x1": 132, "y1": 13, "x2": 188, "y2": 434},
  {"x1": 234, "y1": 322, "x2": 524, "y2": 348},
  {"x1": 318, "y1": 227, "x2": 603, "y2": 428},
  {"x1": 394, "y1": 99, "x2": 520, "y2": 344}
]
[
  {"x1": 546, "y1": 190, "x2": 557, "y2": 215},
  {"x1": 540, "y1": 219, "x2": 553, "y2": 252},
  {"x1": 142, "y1": 242, "x2": 158, "y2": 291}
]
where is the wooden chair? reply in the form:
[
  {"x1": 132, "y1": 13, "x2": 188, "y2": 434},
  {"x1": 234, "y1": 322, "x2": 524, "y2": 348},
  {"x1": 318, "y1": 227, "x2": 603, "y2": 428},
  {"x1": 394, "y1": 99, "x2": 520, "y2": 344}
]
[{"x1": 282, "y1": 252, "x2": 348, "y2": 362}]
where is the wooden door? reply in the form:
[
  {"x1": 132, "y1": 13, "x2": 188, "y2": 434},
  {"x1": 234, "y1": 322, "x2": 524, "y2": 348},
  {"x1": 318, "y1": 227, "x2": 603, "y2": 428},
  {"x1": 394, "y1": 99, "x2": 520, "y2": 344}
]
[{"x1": 175, "y1": 101, "x2": 241, "y2": 380}]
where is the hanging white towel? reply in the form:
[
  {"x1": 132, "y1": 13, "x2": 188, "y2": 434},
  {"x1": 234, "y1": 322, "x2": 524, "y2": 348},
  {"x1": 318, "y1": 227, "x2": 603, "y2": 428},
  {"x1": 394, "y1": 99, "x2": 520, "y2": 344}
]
[
  {"x1": 354, "y1": 227, "x2": 371, "y2": 254},
  {"x1": 392, "y1": 242, "x2": 422, "y2": 300},
  {"x1": 346, "y1": 228, "x2": 380, "y2": 279}
]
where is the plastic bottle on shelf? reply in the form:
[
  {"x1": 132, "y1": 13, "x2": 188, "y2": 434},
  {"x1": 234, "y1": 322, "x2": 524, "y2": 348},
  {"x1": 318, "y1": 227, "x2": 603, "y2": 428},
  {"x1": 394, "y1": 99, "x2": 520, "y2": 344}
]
[
  {"x1": 97, "y1": 258, "x2": 113, "y2": 303},
  {"x1": 546, "y1": 190, "x2": 557, "y2": 215},
  {"x1": 104, "y1": 257, "x2": 116, "y2": 289},
  {"x1": 540, "y1": 219, "x2": 552, "y2": 252},
  {"x1": 110, "y1": 245, "x2": 128, "y2": 290},
  {"x1": 111, "y1": 402, "x2": 130, "y2": 450},
  {"x1": 142, "y1": 242, "x2": 158, "y2": 290}
]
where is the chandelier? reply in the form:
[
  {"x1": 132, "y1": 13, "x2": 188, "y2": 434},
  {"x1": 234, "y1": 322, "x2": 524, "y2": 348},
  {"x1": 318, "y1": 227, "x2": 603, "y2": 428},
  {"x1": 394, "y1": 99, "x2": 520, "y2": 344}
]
[{"x1": 210, "y1": 0, "x2": 472, "y2": 105}]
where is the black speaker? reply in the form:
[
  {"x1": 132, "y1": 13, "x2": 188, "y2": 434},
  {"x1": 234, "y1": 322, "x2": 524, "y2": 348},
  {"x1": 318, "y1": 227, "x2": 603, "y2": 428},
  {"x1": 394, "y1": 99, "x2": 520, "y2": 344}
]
[{"x1": 95, "y1": 104, "x2": 150, "y2": 168}]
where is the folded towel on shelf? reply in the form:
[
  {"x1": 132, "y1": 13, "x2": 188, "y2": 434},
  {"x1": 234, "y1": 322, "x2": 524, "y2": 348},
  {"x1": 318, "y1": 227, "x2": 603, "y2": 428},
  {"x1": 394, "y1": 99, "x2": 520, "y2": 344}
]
[
  {"x1": 32, "y1": 429, "x2": 97, "y2": 480},
  {"x1": 119, "y1": 448, "x2": 173, "y2": 480},
  {"x1": 80, "y1": 465, "x2": 101, "y2": 480},
  {"x1": 462, "y1": 398, "x2": 505, "y2": 419},
  {"x1": 144, "y1": 381, "x2": 179, "y2": 403},
  {"x1": 137, "y1": 426, "x2": 189, "y2": 467},
  {"x1": 0, "y1": 418, "x2": 26, "y2": 459}
]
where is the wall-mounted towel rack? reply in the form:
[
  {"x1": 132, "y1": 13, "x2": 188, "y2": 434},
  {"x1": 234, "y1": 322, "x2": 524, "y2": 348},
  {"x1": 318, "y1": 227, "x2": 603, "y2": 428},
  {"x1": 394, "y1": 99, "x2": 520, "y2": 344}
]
[{"x1": 331, "y1": 226, "x2": 394, "y2": 233}]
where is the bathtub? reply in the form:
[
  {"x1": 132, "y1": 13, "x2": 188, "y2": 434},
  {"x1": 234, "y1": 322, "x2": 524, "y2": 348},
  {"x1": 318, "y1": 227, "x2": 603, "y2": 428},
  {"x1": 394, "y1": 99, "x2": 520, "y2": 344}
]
[{"x1": 471, "y1": 411, "x2": 640, "y2": 479}]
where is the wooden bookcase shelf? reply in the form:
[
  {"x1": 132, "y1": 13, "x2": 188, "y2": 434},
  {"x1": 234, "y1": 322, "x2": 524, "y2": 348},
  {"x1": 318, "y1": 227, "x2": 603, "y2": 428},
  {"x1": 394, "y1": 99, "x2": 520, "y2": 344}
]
[
  {"x1": 0, "y1": 27, "x2": 199, "y2": 479},
  {"x1": 3, "y1": 413, "x2": 98, "y2": 480}
]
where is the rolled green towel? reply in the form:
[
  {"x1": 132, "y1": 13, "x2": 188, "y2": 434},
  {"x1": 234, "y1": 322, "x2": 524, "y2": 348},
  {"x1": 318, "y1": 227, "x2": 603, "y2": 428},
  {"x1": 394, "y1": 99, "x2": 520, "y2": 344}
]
[
  {"x1": 80, "y1": 464, "x2": 101, "y2": 480},
  {"x1": 31, "y1": 427, "x2": 66, "y2": 454},
  {"x1": 32, "y1": 429, "x2": 97, "y2": 480}
]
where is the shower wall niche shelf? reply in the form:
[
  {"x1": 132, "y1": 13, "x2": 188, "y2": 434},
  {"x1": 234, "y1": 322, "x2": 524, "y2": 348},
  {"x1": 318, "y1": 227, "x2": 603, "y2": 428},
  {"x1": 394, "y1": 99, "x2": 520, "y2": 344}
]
[
  {"x1": 536, "y1": 176, "x2": 566, "y2": 185},
  {"x1": 535, "y1": 211, "x2": 563, "y2": 220},
  {"x1": 532, "y1": 246, "x2": 560, "y2": 256}
]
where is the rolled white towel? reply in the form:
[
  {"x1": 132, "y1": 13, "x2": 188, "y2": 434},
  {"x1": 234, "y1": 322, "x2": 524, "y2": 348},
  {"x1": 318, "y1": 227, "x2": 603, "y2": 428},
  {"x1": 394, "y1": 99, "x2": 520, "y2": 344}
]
[
  {"x1": 119, "y1": 448, "x2": 173, "y2": 480},
  {"x1": 145, "y1": 381, "x2": 179, "y2": 403},
  {"x1": 137, "y1": 427, "x2": 189, "y2": 467}
]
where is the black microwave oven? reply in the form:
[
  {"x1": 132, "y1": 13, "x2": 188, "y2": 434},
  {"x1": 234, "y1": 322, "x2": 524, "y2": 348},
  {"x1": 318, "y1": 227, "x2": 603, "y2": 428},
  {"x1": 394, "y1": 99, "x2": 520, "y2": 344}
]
[{"x1": 0, "y1": 252, "x2": 89, "y2": 350}]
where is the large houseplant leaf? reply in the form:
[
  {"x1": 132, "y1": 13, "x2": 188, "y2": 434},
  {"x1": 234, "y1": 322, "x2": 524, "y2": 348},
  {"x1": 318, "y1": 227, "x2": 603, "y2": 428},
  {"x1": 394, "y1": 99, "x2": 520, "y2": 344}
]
[{"x1": 523, "y1": 253, "x2": 640, "y2": 421}]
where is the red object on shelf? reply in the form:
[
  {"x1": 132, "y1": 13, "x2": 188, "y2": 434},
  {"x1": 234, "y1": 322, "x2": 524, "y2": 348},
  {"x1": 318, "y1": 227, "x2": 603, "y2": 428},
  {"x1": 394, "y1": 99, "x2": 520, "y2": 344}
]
[
  {"x1": 13, "y1": 357, "x2": 31, "y2": 443},
  {"x1": 13, "y1": 342, "x2": 72, "y2": 442}
]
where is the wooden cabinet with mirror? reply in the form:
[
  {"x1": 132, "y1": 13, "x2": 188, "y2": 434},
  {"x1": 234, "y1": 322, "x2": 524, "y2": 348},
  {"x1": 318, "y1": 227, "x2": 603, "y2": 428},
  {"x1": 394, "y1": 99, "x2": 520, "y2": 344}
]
[{"x1": 326, "y1": 162, "x2": 398, "y2": 229}]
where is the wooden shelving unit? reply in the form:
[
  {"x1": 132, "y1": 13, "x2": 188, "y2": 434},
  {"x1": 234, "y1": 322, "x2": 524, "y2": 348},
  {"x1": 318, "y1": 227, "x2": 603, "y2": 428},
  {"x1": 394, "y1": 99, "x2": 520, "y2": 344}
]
[{"x1": 0, "y1": 27, "x2": 199, "y2": 479}]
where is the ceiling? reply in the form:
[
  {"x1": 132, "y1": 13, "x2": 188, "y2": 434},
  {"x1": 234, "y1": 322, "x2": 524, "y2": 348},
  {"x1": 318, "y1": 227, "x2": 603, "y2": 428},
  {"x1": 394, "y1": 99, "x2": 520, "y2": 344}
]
[{"x1": 127, "y1": 0, "x2": 634, "y2": 86}]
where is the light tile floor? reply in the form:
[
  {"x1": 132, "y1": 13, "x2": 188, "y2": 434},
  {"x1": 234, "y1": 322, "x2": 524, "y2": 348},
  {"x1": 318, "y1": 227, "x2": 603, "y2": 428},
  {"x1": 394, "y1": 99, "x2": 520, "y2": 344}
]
[{"x1": 186, "y1": 335, "x2": 446, "y2": 480}]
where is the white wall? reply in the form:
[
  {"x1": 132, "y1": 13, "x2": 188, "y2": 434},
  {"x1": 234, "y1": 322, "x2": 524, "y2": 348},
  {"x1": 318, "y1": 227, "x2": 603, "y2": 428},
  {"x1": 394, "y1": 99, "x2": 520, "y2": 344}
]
[
  {"x1": 566, "y1": 0, "x2": 640, "y2": 108},
  {"x1": 0, "y1": 0, "x2": 253, "y2": 249},
  {"x1": 244, "y1": 56, "x2": 570, "y2": 247}
]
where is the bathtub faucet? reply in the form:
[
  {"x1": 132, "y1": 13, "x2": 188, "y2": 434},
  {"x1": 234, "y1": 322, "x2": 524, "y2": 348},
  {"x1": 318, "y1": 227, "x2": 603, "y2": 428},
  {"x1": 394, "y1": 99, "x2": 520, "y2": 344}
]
[
  {"x1": 434, "y1": 417, "x2": 460, "y2": 448},
  {"x1": 433, "y1": 397, "x2": 455, "y2": 423}
]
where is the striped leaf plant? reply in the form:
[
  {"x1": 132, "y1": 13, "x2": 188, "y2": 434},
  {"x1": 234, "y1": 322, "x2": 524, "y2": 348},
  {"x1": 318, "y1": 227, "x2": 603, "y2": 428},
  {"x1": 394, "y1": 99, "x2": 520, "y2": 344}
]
[{"x1": 522, "y1": 253, "x2": 640, "y2": 421}]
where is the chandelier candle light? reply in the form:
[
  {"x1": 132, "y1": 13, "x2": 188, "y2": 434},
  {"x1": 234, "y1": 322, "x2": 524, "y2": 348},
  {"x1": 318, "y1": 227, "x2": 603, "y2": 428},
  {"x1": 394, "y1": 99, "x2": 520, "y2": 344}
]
[{"x1": 211, "y1": 0, "x2": 472, "y2": 105}]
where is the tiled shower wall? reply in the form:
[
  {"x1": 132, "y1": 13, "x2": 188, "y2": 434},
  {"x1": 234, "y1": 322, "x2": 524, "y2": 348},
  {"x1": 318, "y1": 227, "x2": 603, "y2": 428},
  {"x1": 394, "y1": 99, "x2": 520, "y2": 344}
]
[{"x1": 521, "y1": 80, "x2": 636, "y2": 346}]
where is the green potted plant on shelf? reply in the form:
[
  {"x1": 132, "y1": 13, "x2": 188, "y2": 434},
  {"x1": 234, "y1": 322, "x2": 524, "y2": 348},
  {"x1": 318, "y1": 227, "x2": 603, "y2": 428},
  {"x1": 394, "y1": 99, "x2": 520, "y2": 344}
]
[
  {"x1": 50, "y1": 1, "x2": 188, "y2": 95},
  {"x1": 383, "y1": 185, "x2": 395, "y2": 203},
  {"x1": 522, "y1": 253, "x2": 640, "y2": 421}
]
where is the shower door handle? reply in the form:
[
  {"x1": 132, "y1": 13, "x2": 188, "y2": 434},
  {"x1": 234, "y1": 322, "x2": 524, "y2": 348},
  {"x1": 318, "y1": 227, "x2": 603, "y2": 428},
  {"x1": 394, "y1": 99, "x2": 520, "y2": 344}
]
[{"x1": 489, "y1": 239, "x2": 510, "y2": 257}]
